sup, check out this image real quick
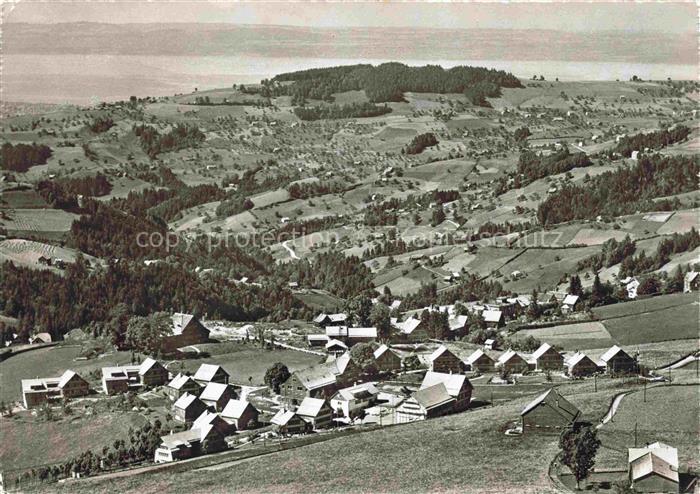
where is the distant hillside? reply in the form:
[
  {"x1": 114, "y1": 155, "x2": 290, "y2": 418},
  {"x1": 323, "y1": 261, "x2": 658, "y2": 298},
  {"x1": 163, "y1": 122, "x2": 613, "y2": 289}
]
[{"x1": 4, "y1": 23, "x2": 695, "y2": 65}]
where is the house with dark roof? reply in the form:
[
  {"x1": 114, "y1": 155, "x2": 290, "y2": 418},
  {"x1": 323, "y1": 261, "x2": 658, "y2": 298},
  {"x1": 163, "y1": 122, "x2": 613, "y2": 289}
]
[
  {"x1": 520, "y1": 388, "x2": 581, "y2": 432},
  {"x1": 193, "y1": 363, "x2": 230, "y2": 386},
  {"x1": 165, "y1": 373, "x2": 202, "y2": 401},
  {"x1": 428, "y1": 345, "x2": 464, "y2": 374},
  {"x1": 373, "y1": 344, "x2": 402, "y2": 372},
  {"x1": 173, "y1": 392, "x2": 208, "y2": 424},
  {"x1": 161, "y1": 313, "x2": 210, "y2": 354},
  {"x1": 395, "y1": 383, "x2": 455, "y2": 423},
  {"x1": 464, "y1": 349, "x2": 496, "y2": 373},
  {"x1": 529, "y1": 343, "x2": 564, "y2": 371},
  {"x1": 220, "y1": 399, "x2": 259, "y2": 430},
  {"x1": 296, "y1": 397, "x2": 333, "y2": 429},
  {"x1": 628, "y1": 442, "x2": 679, "y2": 493}
]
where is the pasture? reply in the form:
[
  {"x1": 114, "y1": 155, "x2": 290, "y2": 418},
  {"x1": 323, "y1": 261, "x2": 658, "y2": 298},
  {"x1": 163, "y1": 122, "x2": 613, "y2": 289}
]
[
  {"x1": 1, "y1": 208, "x2": 78, "y2": 236},
  {"x1": 0, "y1": 239, "x2": 97, "y2": 270},
  {"x1": 513, "y1": 321, "x2": 615, "y2": 351}
]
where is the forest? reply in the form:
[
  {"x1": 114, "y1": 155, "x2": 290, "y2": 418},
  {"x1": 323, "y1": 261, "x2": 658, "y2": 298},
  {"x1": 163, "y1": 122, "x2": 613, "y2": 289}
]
[
  {"x1": 133, "y1": 124, "x2": 205, "y2": 159},
  {"x1": 293, "y1": 102, "x2": 391, "y2": 121},
  {"x1": 536, "y1": 154, "x2": 699, "y2": 225},
  {"x1": 56, "y1": 173, "x2": 113, "y2": 197},
  {"x1": 404, "y1": 132, "x2": 439, "y2": 155},
  {"x1": 0, "y1": 257, "x2": 308, "y2": 343},
  {"x1": 517, "y1": 148, "x2": 592, "y2": 183},
  {"x1": 287, "y1": 180, "x2": 349, "y2": 199},
  {"x1": 0, "y1": 142, "x2": 53, "y2": 172},
  {"x1": 266, "y1": 63, "x2": 523, "y2": 103},
  {"x1": 88, "y1": 116, "x2": 115, "y2": 134},
  {"x1": 612, "y1": 125, "x2": 691, "y2": 157}
]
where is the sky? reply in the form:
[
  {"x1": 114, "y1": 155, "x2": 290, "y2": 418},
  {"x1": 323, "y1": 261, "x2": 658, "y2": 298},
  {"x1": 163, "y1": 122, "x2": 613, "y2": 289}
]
[{"x1": 5, "y1": 1, "x2": 697, "y2": 33}]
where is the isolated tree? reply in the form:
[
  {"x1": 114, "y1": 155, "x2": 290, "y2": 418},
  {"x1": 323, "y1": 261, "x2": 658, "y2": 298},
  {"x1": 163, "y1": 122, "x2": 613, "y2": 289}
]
[
  {"x1": 431, "y1": 204, "x2": 446, "y2": 227},
  {"x1": 350, "y1": 342, "x2": 378, "y2": 376},
  {"x1": 370, "y1": 303, "x2": 392, "y2": 341},
  {"x1": 345, "y1": 294, "x2": 373, "y2": 327},
  {"x1": 589, "y1": 273, "x2": 607, "y2": 307},
  {"x1": 125, "y1": 312, "x2": 171, "y2": 355},
  {"x1": 527, "y1": 289, "x2": 541, "y2": 320},
  {"x1": 559, "y1": 425, "x2": 601, "y2": 490},
  {"x1": 264, "y1": 362, "x2": 290, "y2": 394}
]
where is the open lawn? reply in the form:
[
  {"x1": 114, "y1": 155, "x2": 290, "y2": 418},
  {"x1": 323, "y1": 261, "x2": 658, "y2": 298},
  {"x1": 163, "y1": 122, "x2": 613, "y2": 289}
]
[
  {"x1": 0, "y1": 239, "x2": 99, "y2": 271},
  {"x1": 597, "y1": 384, "x2": 700, "y2": 470},
  {"x1": 593, "y1": 293, "x2": 699, "y2": 345},
  {"x1": 1, "y1": 208, "x2": 78, "y2": 236},
  {"x1": 513, "y1": 321, "x2": 615, "y2": 351},
  {"x1": 170, "y1": 342, "x2": 321, "y2": 386},
  {"x1": 0, "y1": 411, "x2": 147, "y2": 472}
]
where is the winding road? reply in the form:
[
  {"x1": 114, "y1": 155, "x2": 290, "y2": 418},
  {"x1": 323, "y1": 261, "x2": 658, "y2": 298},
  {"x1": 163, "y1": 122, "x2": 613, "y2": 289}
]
[{"x1": 282, "y1": 241, "x2": 300, "y2": 260}]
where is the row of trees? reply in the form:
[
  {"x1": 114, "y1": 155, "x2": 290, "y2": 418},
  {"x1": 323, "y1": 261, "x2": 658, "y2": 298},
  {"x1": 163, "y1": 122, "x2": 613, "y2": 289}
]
[{"x1": 537, "y1": 154, "x2": 699, "y2": 225}]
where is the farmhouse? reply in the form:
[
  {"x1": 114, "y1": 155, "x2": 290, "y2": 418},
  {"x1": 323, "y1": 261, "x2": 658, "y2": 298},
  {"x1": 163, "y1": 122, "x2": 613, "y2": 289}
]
[
  {"x1": 599, "y1": 345, "x2": 637, "y2": 375},
  {"x1": 428, "y1": 345, "x2": 464, "y2": 374},
  {"x1": 296, "y1": 397, "x2": 333, "y2": 429},
  {"x1": 373, "y1": 344, "x2": 402, "y2": 372},
  {"x1": 683, "y1": 271, "x2": 699, "y2": 293},
  {"x1": 220, "y1": 398, "x2": 260, "y2": 430},
  {"x1": 314, "y1": 313, "x2": 348, "y2": 327},
  {"x1": 154, "y1": 419, "x2": 227, "y2": 463},
  {"x1": 173, "y1": 392, "x2": 208, "y2": 424},
  {"x1": 330, "y1": 382, "x2": 380, "y2": 418},
  {"x1": 448, "y1": 315, "x2": 468, "y2": 333},
  {"x1": 199, "y1": 382, "x2": 236, "y2": 412},
  {"x1": 270, "y1": 410, "x2": 309, "y2": 435},
  {"x1": 395, "y1": 383, "x2": 454, "y2": 423},
  {"x1": 165, "y1": 373, "x2": 202, "y2": 401},
  {"x1": 529, "y1": 343, "x2": 564, "y2": 371},
  {"x1": 281, "y1": 364, "x2": 339, "y2": 403},
  {"x1": 484, "y1": 338, "x2": 497, "y2": 351},
  {"x1": 101, "y1": 357, "x2": 168, "y2": 395},
  {"x1": 561, "y1": 294, "x2": 581, "y2": 313},
  {"x1": 520, "y1": 388, "x2": 581, "y2": 432},
  {"x1": 465, "y1": 349, "x2": 496, "y2": 373},
  {"x1": 307, "y1": 334, "x2": 330, "y2": 347},
  {"x1": 193, "y1": 363, "x2": 230, "y2": 386},
  {"x1": 483, "y1": 309, "x2": 504, "y2": 328},
  {"x1": 420, "y1": 371, "x2": 472, "y2": 412},
  {"x1": 193, "y1": 410, "x2": 234, "y2": 437},
  {"x1": 497, "y1": 350, "x2": 530, "y2": 374},
  {"x1": 21, "y1": 370, "x2": 89, "y2": 409},
  {"x1": 325, "y1": 338, "x2": 348, "y2": 356},
  {"x1": 161, "y1": 313, "x2": 210, "y2": 354},
  {"x1": 395, "y1": 317, "x2": 429, "y2": 341},
  {"x1": 29, "y1": 332, "x2": 52, "y2": 345},
  {"x1": 628, "y1": 442, "x2": 679, "y2": 493},
  {"x1": 564, "y1": 352, "x2": 599, "y2": 377},
  {"x1": 325, "y1": 326, "x2": 377, "y2": 345}
]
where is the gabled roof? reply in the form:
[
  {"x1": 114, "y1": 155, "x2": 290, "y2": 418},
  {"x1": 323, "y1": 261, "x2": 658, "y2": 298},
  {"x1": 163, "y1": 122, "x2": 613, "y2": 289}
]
[
  {"x1": 333, "y1": 382, "x2": 379, "y2": 401},
  {"x1": 296, "y1": 397, "x2": 328, "y2": 418},
  {"x1": 138, "y1": 357, "x2": 161, "y2": 376},
  {"x1": 600, "y1": 345, "x2": 630, "y2": 363},
  {"x1": 192, "y1": 410, "x2": 227, "y2": 432},
  {"x1": 307, "y1": 334, "x2": 330, "y2": 343},
  {"x1": 58, "y1": 370, "x2": 81, "y2": 388},
  {"x1": 326, "y1": 325, "x2": 348, "y2": 337},
  {"x1": 271, "y1": 409, "x2": 298, "y2": 426},
  {"x1": 194, "y1": 363, "x2": 228, "y2": 382},
  {"x1": 325, "y1": 338, "x2": 348, "y2": 350},
  {"x1": 531, "y1": 343, "x2": 558, "y2": 360},
  {"x1": 448, "y1": 315, "x2": 468, "y2": 331},
  {"x1": 328, "y1": 313, "x2": 348, "y2": 323},
  {"x1": 221, "y1": 399, "x2": 256, "y2": 420},
  {"x1": 348, "y1": 327, "x2": 377, "y2": 338},
  {"x1": 498, "y1": 349, "x2": 526, "y2": 365},
  {"x1": 294, "y1": 364, "x2": 338, "y2": 391},
  {"x1": 628, "y1": 442, "x2": 679, "y2": 469},
  {"x1": 465, "y1": 349, "x2": 494, "y2": 365},
  {"x1": 199, "y1": 382, "x2": 230, "y2": 402},
  {"x1": 174, "y1": 392, "x2": 201, "y2": 410},
  {"x1": 168, "y1": 373, "x2": 197, "y2": 390},
  {"x1": 373, "y1": 344, "x2": 397, "y2": 360},
  {"x1": 398, "y1": 317, "x2": 422, "y2": 334},
  {"x1": 629, "y1": 451, "x2": 679, "y2": 483},
  {"x1": 685, "y1": 271, "x2": 699, "y2": 282},
  {"x1": 562, "y1": 294, "x2": 580, "y2": 306},
  {"x1": 565, "y1": 352, "x2": 595, "y2": 368},
  {"x1": 420, "y1": 371, "x2": 472, "y2": 397},
  {"x1": 412, "y1": 383, "x2": 454, "y2": 410},
  {"x1": 172, "y1": 313, "x2": 203, "y2": 335},
  {"x1": 313, "y1": 313, "x2": 329, "y2": 323},
  {"x1": 483, "y1": 309, "x2": 503, "y2": 323},
  {"x1": 333, "y1": 352, "x2": 353, "y2": 375},
  {"x1": 520, "y1": 388, "x2": 580, "y2": 422},
  {"x1": 429, "y1": 345, "x2": 449, "y2": 362}
]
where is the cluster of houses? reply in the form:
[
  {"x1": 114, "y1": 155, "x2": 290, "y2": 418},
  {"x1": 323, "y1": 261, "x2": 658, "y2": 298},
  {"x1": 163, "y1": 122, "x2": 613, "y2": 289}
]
[{"x1": 21, "y1": 370, "x2": 90, "y2": 409}]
